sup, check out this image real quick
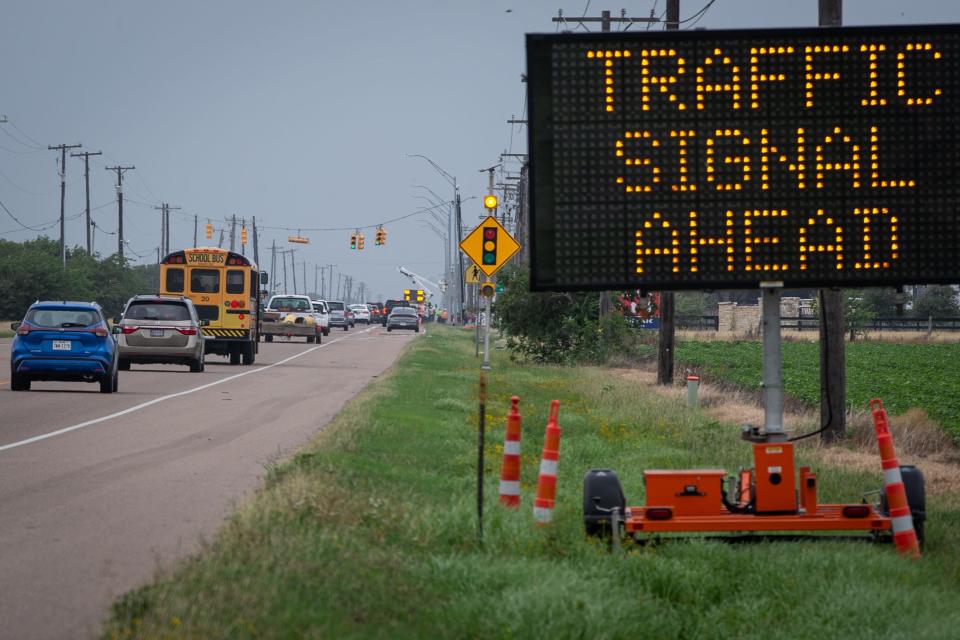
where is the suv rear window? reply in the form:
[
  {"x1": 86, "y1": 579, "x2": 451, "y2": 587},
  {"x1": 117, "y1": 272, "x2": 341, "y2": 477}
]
[
  {"x1": 125, "y1": 301, "x2": 192, "y2": 321},
  {"x1": 327, "y1": 301, "x2": 345, "y2": 311},
  {"x1": 27, "y1": 308, "x2": 100, "y2": 328}
]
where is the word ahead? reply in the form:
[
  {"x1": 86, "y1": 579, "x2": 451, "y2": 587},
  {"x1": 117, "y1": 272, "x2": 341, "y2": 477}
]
[{"x1": 527, "y1": 24, "x2": 960, "y2": 292}]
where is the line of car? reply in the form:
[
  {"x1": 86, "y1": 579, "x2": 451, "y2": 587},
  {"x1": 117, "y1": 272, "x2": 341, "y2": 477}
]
[
  {"x1": 9, "y1": 296, "x2": 208, "y2": 393},
  {"x1": 9, "y1": 296, "x2": 417, "y2": 394}
]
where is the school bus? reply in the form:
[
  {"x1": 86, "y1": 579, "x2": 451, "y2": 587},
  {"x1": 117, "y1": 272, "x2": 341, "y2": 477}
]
[{"x1": 159, "y1": 247, "x2": 267, "y2": 365}]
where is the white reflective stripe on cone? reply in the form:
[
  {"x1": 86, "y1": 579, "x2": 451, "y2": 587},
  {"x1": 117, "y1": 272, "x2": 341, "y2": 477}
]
[
  {"x1": 539, "y1": 459, "x2": 558, "y2": 476},
  {"x1": 503, "y1": 440, "x2": 521, "y2": 456},
  {"x1": 533, "y1": 506, "x2": 553, "y2": 523},
  {"x1": 499, "y1": 480, "x2": 520, "y2": 495},
  {"x1": 884, "y1": 467, "x2": 903, "y2": 487},
  {"x1": 892, "y1": 514, "x2": 915, "y2": 534}
]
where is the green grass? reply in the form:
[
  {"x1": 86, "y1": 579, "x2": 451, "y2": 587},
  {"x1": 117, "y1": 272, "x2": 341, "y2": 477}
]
[
  {"x1": 0, "y1": 320, "x2": 15, "y2": 339},
  {"x1": 103, "y1": 327, "x2": 960, "y2": 639},
  {"x1": 676, "y1": 340, "x2": 960, "y2": 438}
]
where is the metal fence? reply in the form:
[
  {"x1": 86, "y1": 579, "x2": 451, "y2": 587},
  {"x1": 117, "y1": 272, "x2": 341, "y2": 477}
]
[{"x1": 628, "y1": 315, "x2": 960, "y2": 332}]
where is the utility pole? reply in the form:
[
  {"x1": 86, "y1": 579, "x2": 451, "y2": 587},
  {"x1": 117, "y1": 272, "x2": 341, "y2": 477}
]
[
  {"x1": 49, "y1": 143, "x2": 82, "y2": 268},
  {"x1": 551, "y1": 8, "x2": 659, "y2": 31},
  {"x1": 270, "y1": 240, "x2": 277, "y2": 295},
  {"x1": 229, "y1": 215, "x2": 237, "y2": 252},
  {"x1": 819, "y1": 0, "x2": 846, "y2": 443},
  {"x1": 290, "y1": 250, "x2": 298, "y2": 294},
  {"x1": 281, "y1": 249, "x2": 288, "y2": 293},
  {"x1": 71, "y1": 149, "x2": 101, "y2": 254},
  {"x1": 337, "y1": 272, "x2": 343, "y2": 299},
  {"x1": 155, "y1": 204, "x2": 166, "y2": 255},
  {"x1": 193, "y1": 214, "x2": 198, "y2": 247},
  {"x1": 314, "y1": 265, "x2": 319, "y2": 297},
  {"x1": 217, "y1": 228, "x2": 225, "y2": 248},
  {"x1": 105, "y1": 164, "x2": 134, "y2": 260},
  {"x1": 252, "y1": 216, "x2": 260, "y2": 266},
  {"x1": 655, "y1": 0, "x2": 680, "y2": 386},
  {"x1": 303, "y1": 261, "x2": 307, "y2": 296},
  {"x1": 328, "y1": 264, "x2": 335, "y2": 301}
]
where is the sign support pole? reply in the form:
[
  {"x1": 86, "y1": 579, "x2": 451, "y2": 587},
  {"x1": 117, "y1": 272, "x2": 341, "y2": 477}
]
[
  {"x1": 477, "y1": 369, "x2": 486, "y2": 545},
  {"x1": 482, "y1": 295, "x2": 492, "y2": 371},
  {"x1": 761, "y1": 283, "x2": 786, "y2": 441}
]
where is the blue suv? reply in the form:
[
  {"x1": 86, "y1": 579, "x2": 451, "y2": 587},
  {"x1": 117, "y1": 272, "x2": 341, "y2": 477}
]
[{"x1": 10, "y1": 301, "x2": 119, "y2": 393}]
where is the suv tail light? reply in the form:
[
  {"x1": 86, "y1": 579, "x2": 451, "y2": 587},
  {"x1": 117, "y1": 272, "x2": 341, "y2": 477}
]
[
  {"x1": 16, "y1": 324, "x2": 32, "y2": 336},
  {"x1": 122, "y1": 326, "x2": 139, "y2": 335},
  {"x1": 176, "y1": 328, "x2": 198, "y2": 336}
]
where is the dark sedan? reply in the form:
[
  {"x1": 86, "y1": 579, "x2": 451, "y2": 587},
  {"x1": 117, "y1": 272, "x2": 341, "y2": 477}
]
[{"x1": 386, "y1": 306, "x2": 420, "y2": 333}]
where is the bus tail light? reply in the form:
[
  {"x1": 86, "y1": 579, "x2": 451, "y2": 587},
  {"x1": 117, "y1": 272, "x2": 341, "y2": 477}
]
[
  {"x1": 176, "y1": 328, "x2": 198, "y2": 336},
  {"x1": 230, "y1": 300, "x2": 239, "y2": 308}
]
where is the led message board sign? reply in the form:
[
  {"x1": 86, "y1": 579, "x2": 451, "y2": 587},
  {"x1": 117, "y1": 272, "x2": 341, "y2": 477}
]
[{"x1": 527, "y1": 25, "x2": 960, "y2": 291}]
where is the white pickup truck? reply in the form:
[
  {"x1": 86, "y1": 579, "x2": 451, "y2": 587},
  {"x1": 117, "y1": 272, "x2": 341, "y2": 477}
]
[{"x1": 259, "y1": 294, "x2": 320, "y2": 343}]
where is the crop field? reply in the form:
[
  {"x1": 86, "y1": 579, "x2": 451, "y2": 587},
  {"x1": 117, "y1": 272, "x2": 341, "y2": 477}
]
[
  {"x1": 103, "y1": 327, "x2": 960, "y2": 639},
  {"x1": 675, "y1": 340, "x2": 960, "y2": 439}
]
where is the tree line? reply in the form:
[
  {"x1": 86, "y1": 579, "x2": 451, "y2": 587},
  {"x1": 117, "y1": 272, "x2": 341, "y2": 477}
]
[{"x1": 0, "y1": 237, "x2": 157, "y2": 320}]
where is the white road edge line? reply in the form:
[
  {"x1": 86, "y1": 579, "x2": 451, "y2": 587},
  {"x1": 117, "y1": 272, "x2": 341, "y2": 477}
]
[{"x1": 0, "y1": 326, "x2": 377, "y2": 454}]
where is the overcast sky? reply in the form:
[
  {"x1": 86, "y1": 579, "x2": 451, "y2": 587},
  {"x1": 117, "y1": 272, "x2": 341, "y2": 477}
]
[{"x1": 2, "y1": 1, "x2": 959, "y2": 299}]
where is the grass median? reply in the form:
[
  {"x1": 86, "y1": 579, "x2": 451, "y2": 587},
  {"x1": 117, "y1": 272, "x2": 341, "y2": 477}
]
[{"x1": 104, "y1": 326, "x2": 960, "y2": 639}]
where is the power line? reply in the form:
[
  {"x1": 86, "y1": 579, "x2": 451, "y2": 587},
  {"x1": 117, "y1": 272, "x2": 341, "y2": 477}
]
[{"x1": 0, "y1": 165, "x2": 57, "y2": 196}]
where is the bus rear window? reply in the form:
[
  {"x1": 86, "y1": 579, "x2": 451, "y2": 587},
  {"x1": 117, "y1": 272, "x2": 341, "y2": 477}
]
[
  {"x1": 226, "y1": 270, "x2": 245, "y2": 294},
  {"x1": 191, "y1": 269, "x2": 220, "y2": 293},
  {"x1": 166, "y1": 268, "x2": 185, "y2": 293}
]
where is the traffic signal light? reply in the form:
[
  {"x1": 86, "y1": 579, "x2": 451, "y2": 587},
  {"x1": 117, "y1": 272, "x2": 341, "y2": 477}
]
[
  {"x1": 350, "y1": 232, "x2": 357, "y2": 250},
  {"x1": 484, "y1": 194, "x2": 498, "y2": 210},
  {"x1": 416, "y1": 289, "x2": 425, "y2": 302},
  {"x1": 205, "y1": 223, "x2": 213, "y2": 240},
  {"x1": 241, "y1": 226, "x2": 248, "y2": 246},
  {"x1": 358, "y1": 232, "x2": 365, "y2": 250},
  {"x1": 482, "y1": 226, "x2": 497, "y2": 265},
  {"x1": 480, "y1": 282, "x2": 496, "y2": 298},
  {"x1": 375, "y1": 226, "x2": 386, "y2": 245},
  {"x1": 403, "y1": 289, "x2": 412, "y2": 301}
]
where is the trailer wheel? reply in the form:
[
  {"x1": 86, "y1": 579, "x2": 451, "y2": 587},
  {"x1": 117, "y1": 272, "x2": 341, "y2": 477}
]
[
  {"x1": 881, "y1": 465, "x2": 926, "y2": 547},
  {"x1": 583, "y1": 469, "x2": 626, "y2": 539}
]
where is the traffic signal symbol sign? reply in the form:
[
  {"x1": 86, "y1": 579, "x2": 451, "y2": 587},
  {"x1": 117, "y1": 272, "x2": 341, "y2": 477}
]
[
  {"x1": 460, "y1": 215, "x2": 521, "y2": 277},
  {"x1": 403, "y1": 289, "x2": 412, "y2": 301}
]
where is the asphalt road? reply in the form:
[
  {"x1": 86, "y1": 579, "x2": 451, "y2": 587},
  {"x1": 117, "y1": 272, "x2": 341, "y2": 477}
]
[{"x1": 0, "y1": 323, "x2": 416, "y2": 640}]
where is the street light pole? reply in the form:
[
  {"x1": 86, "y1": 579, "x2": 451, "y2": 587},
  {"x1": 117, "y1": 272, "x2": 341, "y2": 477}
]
[{"x1": 408, "y1": 156, "x2": 464, "y2": 322}]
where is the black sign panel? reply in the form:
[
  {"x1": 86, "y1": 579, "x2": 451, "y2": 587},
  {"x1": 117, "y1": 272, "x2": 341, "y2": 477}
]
[{"x1": 527, "y1": 25, "x2": 960, "y2": 291}]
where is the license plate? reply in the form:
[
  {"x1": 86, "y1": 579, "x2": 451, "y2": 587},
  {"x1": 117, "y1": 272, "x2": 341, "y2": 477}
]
[
  {"x1": 150, "y1": 329, "x2": 165, "y2": 337},
  {"x1": 52, "y1": 340, "x2": 71, "y2": 350}
]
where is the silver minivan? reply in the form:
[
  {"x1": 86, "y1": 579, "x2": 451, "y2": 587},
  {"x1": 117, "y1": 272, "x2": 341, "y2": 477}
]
[
  {"x1": 326, "y1": 300, "x2": 349, "y2": 331},
  {"x1": 115, "y1": 295, "x2": 205, "y2": 372}
]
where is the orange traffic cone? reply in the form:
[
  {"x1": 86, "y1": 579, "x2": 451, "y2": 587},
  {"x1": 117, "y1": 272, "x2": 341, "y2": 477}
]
[
  {"x1": 499, "y1": 397, "x2": 522, "y2": 508},
  {"x1": 533, "y1": 400, "x2": 561, "y2": 524},
  {"x1": 870, "y1": 398, "x2": 921, "y2": 558}
]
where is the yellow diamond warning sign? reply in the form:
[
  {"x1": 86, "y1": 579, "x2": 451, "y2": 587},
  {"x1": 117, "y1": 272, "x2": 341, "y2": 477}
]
[{"x1": 460, "y1": 216, "x2": 521, "y2": 277}]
